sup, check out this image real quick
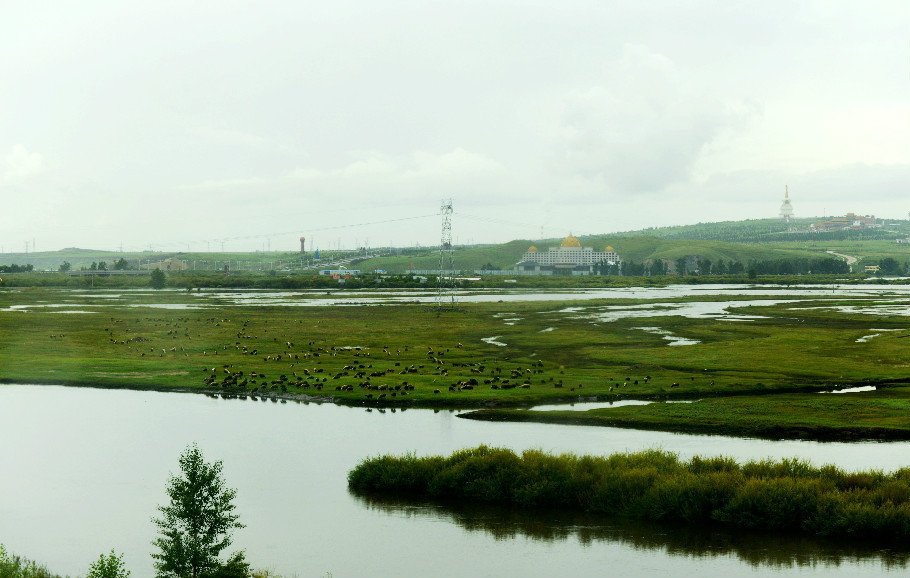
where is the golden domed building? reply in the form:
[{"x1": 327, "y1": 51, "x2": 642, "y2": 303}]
[{"x1": 516, "y1": 234, "x2": 621, "y2": 275}]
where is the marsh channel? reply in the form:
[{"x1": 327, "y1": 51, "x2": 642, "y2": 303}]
[{"x1": 1, "y1": 384, "x2": 908, "y2": 578}]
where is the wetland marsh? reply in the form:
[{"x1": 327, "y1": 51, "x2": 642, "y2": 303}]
[
  {"x1": 0, "y1": 284, "x2": 908, "y2": 575},
  {"x1": 0, "y1": 285, "x2": 907, "y2": 439}
]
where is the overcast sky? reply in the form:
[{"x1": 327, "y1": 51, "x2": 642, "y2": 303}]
[{"x1": 2, "y1": 0, "x2": 908, "y2": 253}]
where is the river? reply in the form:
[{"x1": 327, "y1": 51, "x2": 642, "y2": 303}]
[{"x1": 0, "y1": 384, "x2": 906, "y2": 577}]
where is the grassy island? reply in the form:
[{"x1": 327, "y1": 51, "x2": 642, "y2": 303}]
[
  {"x1": 460, "y1": 390, "x2": 910, "y2": 441},
  {"x1": 348, "y1": 446, "x2": 910, "y2": 544}
]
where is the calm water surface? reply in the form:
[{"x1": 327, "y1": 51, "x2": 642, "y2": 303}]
[
  {"x1": 1, "y1": 384, "x2": 907, "y2": 577},
  {"x1": 4, "y1": 283, "x2": 910, "y2": 311}
]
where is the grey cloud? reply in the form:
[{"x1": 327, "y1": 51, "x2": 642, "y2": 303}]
[
  {"x1": 553, "y1": 45, "x2": 748, "y2": 194},
  {"x1": 2, "y1": 145, "x2": 43, "y2": 182},
  {"x1": 0, "y1": 2, "x2": 906, "y2": 252}
]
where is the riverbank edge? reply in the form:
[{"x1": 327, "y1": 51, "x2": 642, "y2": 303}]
[
  {"x1": 3, "y1": 378, "x2": 909, "y2": 442},
  {"x1": 457, "y1": 407, "x2": 910, "y2": 442},
  {"x1": 4, "y1": 375, "x2": 907, "y2": 406}
]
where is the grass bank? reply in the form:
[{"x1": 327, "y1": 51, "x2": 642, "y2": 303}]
[
  {"x1": 460, "y1": 387, "x2": 910, "y2": 441},
  {"x1": 348, "y1": 446, "x2": 910, "y2": 544}
]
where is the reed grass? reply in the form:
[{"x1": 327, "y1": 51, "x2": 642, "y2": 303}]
[{"x1": 348, "y1": 447, "x2": 910, "y2": 543}]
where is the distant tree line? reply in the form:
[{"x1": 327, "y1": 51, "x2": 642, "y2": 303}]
[
  {"x1": 0, "y1": 264, "x2": 34, "y2": 273},
  {"x1": 617, "y1": 219, "x2": 909, "y2": 244},
  {"x1": 760, "y1": 230, "x2": 903, "y2": 243},
  {"x1": 78, "y1": 258, "x2": 130, "y2": 272},
  {"x1": 874, "y1": 258, "x2": 907, "y2": 276},
  {"x1": 748, "y1": 257, "x2": 851, "y2": 275},
  {"x1": 596, "y1": 256, "x2": 850, "y2": 277}
]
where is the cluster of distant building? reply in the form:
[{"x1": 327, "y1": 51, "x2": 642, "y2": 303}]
[
  {"x1": 513, "y1": 234, "x2": 621, "y2": 276},
  {"x1": 780, "y1": 187, "x2": 884, "y2": 232},
  {"x1": 809, "y1": 213, "x2": 882, "y2": 232}
]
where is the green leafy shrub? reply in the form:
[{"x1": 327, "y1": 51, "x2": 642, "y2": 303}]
[
  {"x1": 86, "y1": 550, "x2": 129, "y2": 578},
  {"x1": 0, "y1": 545, "x2": 63, "y2": 578},
  {"x1": 349, "y1": 447, "x2": 910, "y2": 543}
]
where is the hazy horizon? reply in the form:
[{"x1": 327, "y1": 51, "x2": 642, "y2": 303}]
[
  {"x1": 3, "y1": 1, "x2": 908, "y2": 253},
  {"x1": 1, "y1": 212, "x2": 908, "y2": 257}
]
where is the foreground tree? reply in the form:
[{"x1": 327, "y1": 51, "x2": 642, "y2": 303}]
[
  {"x1": 86, "y1": 550, "x2": 130, "y2": 578},
  {"x1": 152, "y1": 444, "x2": 245, "y2": 578}
]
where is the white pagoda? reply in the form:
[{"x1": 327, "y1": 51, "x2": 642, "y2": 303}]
[{"x1": 779, "y1": 186, "x2": 794, "y2": 221}]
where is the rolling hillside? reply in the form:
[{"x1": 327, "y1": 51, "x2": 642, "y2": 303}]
[{"x1": 3, "y1": 218, "x2": 907, "y2": 274}]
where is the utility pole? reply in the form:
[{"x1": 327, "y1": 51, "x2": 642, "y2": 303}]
[{"x1": 436, "y1": 198, "x2": 456, "y2": 312}]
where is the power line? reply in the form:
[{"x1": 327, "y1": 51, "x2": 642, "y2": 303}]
[
  {"x1": 456, "y1": 212, "x2": 566, "y2": 239},
  {"x1": 139, "y1": 213, "x2": 439, "y2": 251}
]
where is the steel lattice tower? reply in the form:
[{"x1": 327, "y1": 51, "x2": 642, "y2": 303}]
[{"x1": 436, "y1": 199, "x2": 456, "y2": 311}]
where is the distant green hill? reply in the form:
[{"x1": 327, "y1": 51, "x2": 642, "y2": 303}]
[
  {"x1": 357, "y1": 217, "x2": 909, "y2": 273},
  {"x1": 615, "y1": 217, "x2": 910, "y2": 243},
  {"x1": 355, "y1": 236, "x2": 841, "y2": 273},
  {"x1": 3, "y1": 217, "x2": 907, "y2": 274},
  {"x1": 0, "y1": 248, "x2": 332, "y2": 272}
]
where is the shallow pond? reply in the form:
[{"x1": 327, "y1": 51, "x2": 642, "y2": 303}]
[
  {"x1": 4, "y1": 283, "x2": 910, "y2": 312},
  {"x1": 1, "y1": 385, "x2": 907, "y2": 577}
]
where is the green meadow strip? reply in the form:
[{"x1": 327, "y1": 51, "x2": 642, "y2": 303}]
[
  {"x1": 460, "y1": 392, "x2": 910, "y2": 441},
  {"x1": 348, "y1": 446, "x2": 910, "y2": 543}
]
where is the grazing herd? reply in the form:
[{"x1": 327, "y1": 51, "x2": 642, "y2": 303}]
[{"x1": 97, "y1": 315, "x2": 710, "y2": 405}]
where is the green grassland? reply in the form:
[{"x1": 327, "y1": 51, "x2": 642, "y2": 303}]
[{"x1": 0, "y1": 287, "x2": 908, "y2": 440}]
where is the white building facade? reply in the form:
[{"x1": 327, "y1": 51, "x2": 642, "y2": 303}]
[{"x1": 516, "y1": 234, "x2": 621, "y2": 275}]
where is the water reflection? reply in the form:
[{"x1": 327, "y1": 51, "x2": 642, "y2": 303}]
[
  {"x1": 3, "y1": 384, "x2": 909, "y2": 577},
  {"x1": 531, "y1": 399, "x2": 655, "y2": 411},
  {"x1": 353, "y1": 495, "x2": 909, "y2": 570}
]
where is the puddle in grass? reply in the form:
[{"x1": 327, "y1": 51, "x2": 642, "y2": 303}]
[
  {"x1": 819, "y1": 386, "x2": 878, "y2": 394},
  {"x1": 805, "y1": 304, "x2": 910, "y2": 316},
  {"x1": 555, "y1": 300, "x2": 788, "y2": 323},
  {"x1": 856, "y1": 328, "x2": 904, "y2": 342},
  {"x1": 532, "y1": 399, "x2": 697, "y2": 411},
  {"x1": 632, "y1": 326, "x2": 700, "y2": 346}
]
